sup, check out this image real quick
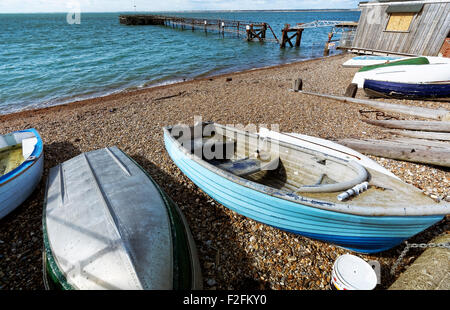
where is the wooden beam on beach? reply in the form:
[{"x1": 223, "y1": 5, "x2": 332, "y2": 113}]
[
  {"x1": 338, "y1": 138, "x2": 450, "y2": 167},
  {"x1": 361, "y1": 119, "x2": 450, "y2": 133},
  {"x1": 292, "y1": 82, "x2": 450, "y2": 121},
  {"x1": 384, "y1": 129, "x2": 450, "y2": 141}
]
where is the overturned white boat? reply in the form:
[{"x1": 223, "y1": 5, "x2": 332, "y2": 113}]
[{"x1": 43, "y1": 147, "x2": 202, "y2": 290}]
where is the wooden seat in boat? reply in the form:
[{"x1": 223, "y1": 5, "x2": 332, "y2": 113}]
[{"x1": 215, "y1": 156, "x2": 279, "y2": 177}]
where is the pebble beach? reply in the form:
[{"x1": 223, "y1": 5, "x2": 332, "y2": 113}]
[{"x1": 0, "y1": 53, "x2": 448, "y2": 290}]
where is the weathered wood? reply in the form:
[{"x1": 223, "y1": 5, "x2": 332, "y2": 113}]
[
  {"x1": 352, "y1": 2, "x2": 450, "y2": 56},
  {"x1": 295, "y1": 29, "x2": 303, "y2": 47},
  {"x1": 344, "y1": 83, "x2": 358, "y2": 98},
  {"x1": 362, "y1": 119, "x2": 450, "y2": 133},
  {"x1": 297, "y1": 89, "x2": 450, "y2": 120},
  {"x1": 292, "y1": 78, "x2": 303, "y2": 92},
  {"x1": 338, "y1": 138, "x2": 450, "y2": 167},
  {"x1": 385, "y1": 129, "x2": 450, "y2": 141},
  {"x1": 390, "y1": 137, "x2": 450, "y2": 149}
]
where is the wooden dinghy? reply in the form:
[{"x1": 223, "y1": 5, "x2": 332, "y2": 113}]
[
  {"x1": 0, "y1": 128, "x2": 43, "y2": 219},
  {"x1": 352, "y1": 63, "x2": 450, "y2": 88},
  {"x1": 43, "y1": 147, "x2": 202, "y2": 290},
  {"x1": 357, "y1": 57, "x2": 429, "y2": 73},
  {"x1": 163, "y1": 122, "x2": 449, "y2": 253}
]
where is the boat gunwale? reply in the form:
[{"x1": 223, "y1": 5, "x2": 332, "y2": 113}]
[{"x1": 163, "y1": 123, "x2": 449, "y2": 217}]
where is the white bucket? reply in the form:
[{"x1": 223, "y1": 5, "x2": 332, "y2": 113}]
[{"x1": 330, "y1": 254, "x2": 378, "y2": 290}]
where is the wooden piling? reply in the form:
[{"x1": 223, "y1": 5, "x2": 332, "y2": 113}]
[{"x1": 295, "y1": 29, "x2": 303, "y2": 47}]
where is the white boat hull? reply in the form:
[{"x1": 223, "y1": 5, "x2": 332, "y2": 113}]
[
  {"x1": 342, "y1": 56, "x2": 408, "y2": 68},
  {"x1": 352, "y1": 63, "x2": 450, "y2": 88}
]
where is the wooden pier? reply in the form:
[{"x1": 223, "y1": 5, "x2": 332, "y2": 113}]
[
  {"x1": 280, "y1": 21, "x2": 358, "y2": 50},
  {"x1": 119, "y1": 14, "x2": 280, "y2": 43},
  {"x1": 119, "y1": 15, "x2": 357, "y2": 50}
]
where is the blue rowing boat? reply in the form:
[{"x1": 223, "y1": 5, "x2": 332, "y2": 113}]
[
  {"x1": 364, "y1": 79, "x2": 450, "y2": 100},
  {"x1": 0, "y1": 128, "x2": 44, "y2": 219},
  {"x1": 163, "y1": 122, "x2": 448, "y2": 253}
]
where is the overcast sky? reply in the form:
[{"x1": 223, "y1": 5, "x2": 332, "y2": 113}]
[{"x1": 0, "y1": 0, "x2": 360, "y2": 13}]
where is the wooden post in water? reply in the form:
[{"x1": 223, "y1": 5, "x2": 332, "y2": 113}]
[
  {"x1": 323, "y1": 32, "x2": 333, "y2": 56},
  {"x1": 237, "y1": 22, "x2": 240, "y2": 37},
  {"x1": 246, "y1": 24, "x2": 251, "y2": 41},
  {"x1": 281, "y1": 25, "x2": 288, "y2": 48},
  {"x1": 261, "y1": 23, "x2": 267, "y2": 39},
  {"x1": 295, "y1": 29, "x2": 303, "y2": 47}
]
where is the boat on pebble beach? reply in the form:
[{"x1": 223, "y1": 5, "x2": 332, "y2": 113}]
[
  {"x1": 342, "y1": 55, "x2": 450, "y2": 68},
  {"x1": 43, "y1": 146, "x2": 202, "y2": 290},
  {"x1": 0, "y1": 128, "x2": 43, "y2": 219},
  {"x1": 164, "y1": 122, "x2": 449, "y2": 253},
  {"x1": 363, "y1": 79, "x2": 450, "y2": 100},
  {"x1": 357, "y1": 57, "x2": 429, "y2": 73},
  {"x1": 352, "y1": 63, "x2": 450, "y2": 88},
  {"x1": 342, "y1": 55, "x2": 408, "y2": 68}
]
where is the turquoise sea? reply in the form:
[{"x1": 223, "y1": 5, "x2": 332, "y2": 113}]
[{"x1": 0, "y1": 11, "x2": 360, "y2": 115}]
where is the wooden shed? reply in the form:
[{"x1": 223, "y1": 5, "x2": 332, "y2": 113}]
[{"x1": 350, "y1": 0, "x2": 450, "y2": 56}]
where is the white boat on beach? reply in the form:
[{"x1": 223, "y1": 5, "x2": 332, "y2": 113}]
[
  {"x1": 43, "y1": 147, "x2": 202, "y2": 290},
  {"x1": 343, "y1": 55, "x2": 450, "y2": 68},
  {"x1": 352, "y1": 63, "x2": 450, "y2": 88},
  {"x1": 342, "y1": 55, "x2": 408, "y2": 68}
]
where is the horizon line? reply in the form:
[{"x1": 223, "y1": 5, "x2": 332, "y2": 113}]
[{"x1": 0, "y1": 8, "x2": 361, "y2": 14}]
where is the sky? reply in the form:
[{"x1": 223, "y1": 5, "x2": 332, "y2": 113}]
[{"x1": 0, "y1": 0, "x2": 361, "y2": 13}]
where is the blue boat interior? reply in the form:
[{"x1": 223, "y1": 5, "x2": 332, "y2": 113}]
[
  {"x1": 167, "y1": 122, "x2": 436, "y2": 210},
  {"x1": 0, "y1": 129, "x2": 42, "y2": 184}
]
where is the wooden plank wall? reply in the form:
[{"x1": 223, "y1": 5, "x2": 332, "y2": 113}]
[{"x1": 352, "y1": 2, "x2": 450, "y2": 56}]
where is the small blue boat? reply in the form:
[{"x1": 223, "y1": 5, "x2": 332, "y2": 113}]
[
  {"x1": 364, "y1": 79, "x2": 450, "y2": 100},
  {"x1": 163, "y1": 122, "x2": 448, "y2": 253},
  {"x1": 0, "y1": 128, "x2": 44, "y2": 219}
]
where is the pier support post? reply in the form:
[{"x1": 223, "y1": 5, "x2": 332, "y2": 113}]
[
  {"x1": 323, "y1": 32, "x2": 334, "y2": 56},
  {"x1": 246, "y1": 24, "x2": 254, "y2": 41},
  {"x1": 281, "y1": 24, "x2": 291, "y2": 48},
  {"x1": 295, "y1": 29, "x2": 303, "y2": 47},
  {"x1": 262, "y1": 23, "x2": 267, "y2": 39}
]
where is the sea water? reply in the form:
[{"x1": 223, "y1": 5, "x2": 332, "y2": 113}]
[{"x1": 0, "y1": 11, "x2": 360, "y2": 115}]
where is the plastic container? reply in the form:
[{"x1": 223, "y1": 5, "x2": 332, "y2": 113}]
[{"x1": 330, "y1": 254, "x2": 378, "y2": 290}]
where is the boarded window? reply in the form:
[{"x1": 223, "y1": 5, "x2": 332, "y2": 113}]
[{"x1": 385, "y1": 12, "x2": 414, "y2": 32}]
